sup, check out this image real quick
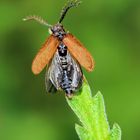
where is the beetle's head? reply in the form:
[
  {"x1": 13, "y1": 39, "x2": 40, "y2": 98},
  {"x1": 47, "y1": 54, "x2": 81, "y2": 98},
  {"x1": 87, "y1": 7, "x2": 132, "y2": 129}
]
[{"x1": 49, "y1": 23, "x2": 66, "y2": 40}]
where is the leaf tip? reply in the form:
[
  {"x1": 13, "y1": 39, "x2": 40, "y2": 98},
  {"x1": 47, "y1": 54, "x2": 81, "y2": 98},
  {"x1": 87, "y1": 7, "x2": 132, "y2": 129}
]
[
  {"x1": 110, "y1": 123, "x2": 122, "y2": 140},
  {"x1": 93, "y1": 91, "x2": 104, "y2": 102},
  {"x1": 75, "y1": 124, "x2": 88, "y2": 140}
]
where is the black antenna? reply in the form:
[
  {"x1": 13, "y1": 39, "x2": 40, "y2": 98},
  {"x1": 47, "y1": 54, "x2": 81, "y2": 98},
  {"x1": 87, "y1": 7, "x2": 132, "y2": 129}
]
[
  {"x1": 59, "y1": 0, "x2": 82, "y2": 23},
  {"x1": 23, "y1": 15, "x2": 52, "y2": 27}
]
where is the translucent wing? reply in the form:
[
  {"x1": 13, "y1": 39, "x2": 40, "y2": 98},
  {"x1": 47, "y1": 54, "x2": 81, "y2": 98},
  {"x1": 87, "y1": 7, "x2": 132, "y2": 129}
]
[
  {"x1": 45, "y1": 78, "x2": 57, "y2": 94},
  {"x1": 32, "y1": 35, "x2": 59, "y2": 75},
  {"x1": 45, "y1": 51, "x2": 63, "y2": 92},
  {"x1": 63, "y1": 33, "x2": 95, "y2": 72},
  {"x1": 66, "y1": 51, "x2": 83, "y2": 89}
]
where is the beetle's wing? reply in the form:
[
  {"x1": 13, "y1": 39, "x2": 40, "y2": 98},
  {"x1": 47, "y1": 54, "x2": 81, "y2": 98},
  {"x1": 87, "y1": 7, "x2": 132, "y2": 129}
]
[
  {"x1": 45, "y1": 78, "x2": 57, "y2": 94},
  {"x1": 45, "y1": 51, "x2": 63, "y2": 93},
  {"x1": 32, "y1": 35, "x2": 59, "y2": 75},
  {"x1": 63, "y1": 33, "x2": 95, "y2": 72},
  {"x1": 67, "y1": 51, "x2": 83, "y2": 90}
]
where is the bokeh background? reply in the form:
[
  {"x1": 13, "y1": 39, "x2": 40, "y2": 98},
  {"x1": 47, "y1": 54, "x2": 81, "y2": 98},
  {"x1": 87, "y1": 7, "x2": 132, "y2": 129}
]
[{"x1": 0, "y1": 0, "x2": 140, "y2": 140}]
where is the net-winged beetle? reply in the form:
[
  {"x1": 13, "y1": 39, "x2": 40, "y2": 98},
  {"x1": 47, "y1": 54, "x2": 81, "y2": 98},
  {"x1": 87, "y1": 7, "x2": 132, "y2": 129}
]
[{"x1": 23, "y1": 0, "x2": 95, "y2": 98}]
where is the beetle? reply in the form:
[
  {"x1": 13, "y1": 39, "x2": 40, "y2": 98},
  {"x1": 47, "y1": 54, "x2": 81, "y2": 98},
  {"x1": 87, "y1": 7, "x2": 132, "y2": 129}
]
[{"x1": 23, "y1": 0, "x2": 95, "y2": 98}]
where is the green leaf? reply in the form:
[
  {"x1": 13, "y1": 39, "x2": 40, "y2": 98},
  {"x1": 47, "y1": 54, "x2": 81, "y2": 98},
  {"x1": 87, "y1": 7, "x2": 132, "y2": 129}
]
[{"x1": 66, "y1": 80, "x2": 121, "y2": 140}]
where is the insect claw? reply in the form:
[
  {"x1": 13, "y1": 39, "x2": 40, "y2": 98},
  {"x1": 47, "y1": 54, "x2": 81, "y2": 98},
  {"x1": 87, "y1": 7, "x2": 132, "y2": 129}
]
[{"x1": 66, "y1": 93, "x2": 74, "y2": 99}]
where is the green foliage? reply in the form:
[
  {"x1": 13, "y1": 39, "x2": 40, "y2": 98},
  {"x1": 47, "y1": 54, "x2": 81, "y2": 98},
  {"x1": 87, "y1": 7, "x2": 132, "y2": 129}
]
[{"x1": 66, "y1": 80, "x2": 121, "y2": 140}]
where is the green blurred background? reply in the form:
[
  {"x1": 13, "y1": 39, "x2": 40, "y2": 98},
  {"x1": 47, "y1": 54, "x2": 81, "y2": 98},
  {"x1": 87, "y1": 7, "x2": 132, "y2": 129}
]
[{"x1": 0, "y1": 0, "x2": 140, "y2": 140}]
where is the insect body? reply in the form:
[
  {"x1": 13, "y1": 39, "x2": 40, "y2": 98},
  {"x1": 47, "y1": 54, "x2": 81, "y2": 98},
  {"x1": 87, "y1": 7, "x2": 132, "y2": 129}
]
[
  {"x1": 45, "y1": 24, "x2": 83, "y2": 98},
  {"x1": 23, "y1": 0, "x2": 95, "y2": 98}
]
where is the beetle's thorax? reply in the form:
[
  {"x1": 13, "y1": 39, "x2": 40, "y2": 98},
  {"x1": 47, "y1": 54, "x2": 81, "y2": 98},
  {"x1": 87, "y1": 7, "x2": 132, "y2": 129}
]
[{"x1": 51, "y1": 24, "x2": 66, "y2": 40}]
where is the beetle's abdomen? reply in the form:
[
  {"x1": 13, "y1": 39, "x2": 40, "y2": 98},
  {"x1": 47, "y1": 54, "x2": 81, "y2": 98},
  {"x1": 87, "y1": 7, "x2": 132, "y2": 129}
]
[{"x1": 58, "y1": 43, "x2": 73, "y2": 95}]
